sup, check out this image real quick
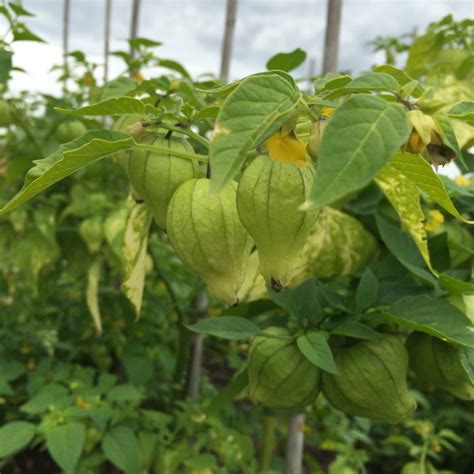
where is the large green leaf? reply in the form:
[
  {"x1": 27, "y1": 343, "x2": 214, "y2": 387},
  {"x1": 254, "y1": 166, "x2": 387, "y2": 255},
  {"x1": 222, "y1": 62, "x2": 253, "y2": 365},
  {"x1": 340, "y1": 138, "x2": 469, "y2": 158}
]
[
  {"x1": 447, "y1": 100, "x2": 474, "y2": 124},
  {"x1": 386, "y1": 295, "x2": 474, "y2": 348},
  {"x1": 0, "y1": 421, "x2": 35, "y2": 459},
  {"x1": 45, "y1": 423, "x2": 85, "y2": 474},
  {"x1": 344, "y1": 72, "x2": 400, "y2": 92},
  {"x1": 102, "y1": 427, "x2": 140, "y2": 474},
  {"x1": 56, "y1": 96, "x2": 146, "y2": 116},
  {"x1": 209, "y1": 73, "x2": 301, "y2": 192},
  {"x1": 373, "y1": 65, "x2": 424, "y2": 97},
  {"x1": 375, "y1": 214, "x2": 437, "y2": 286},
  {"x1": 122, "y1": 202, "x2": 152, "y2": 318},
  {"x1": 0, "y1": 130, "x2": 132, "y2": 216},
  {"x1": 389, "y1": 152, "x2": 473, "y2": 224},
  {"x1": 266, "y1": 48, "x2": 307, "y2": 72},
  {"x1": 297, "y1": 332, "x2": 338, "y2": 374},
  {"x1": 375, "y1": 162, "x2": 435, "y2": 273},
  {"x1": 305, "y1": 95, "x2": 410, "y2": 209},
  {"x1": 187, "y1": 316, "x2": 261, "y2": 340}
]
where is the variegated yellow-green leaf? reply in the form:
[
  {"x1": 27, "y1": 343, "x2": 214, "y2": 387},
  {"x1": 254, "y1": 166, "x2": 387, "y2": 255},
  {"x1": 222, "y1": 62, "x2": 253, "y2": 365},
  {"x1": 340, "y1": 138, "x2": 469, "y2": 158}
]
[
  {"x1": 375, "y1": 162, "x2": 436, "y2": 274},
  {"x1": 389, "y1": 152, "x2": 473, "y2": 224},
  {"x1": 295, "y1": 207, "x2": 376, "y2": 280},
  {"x1": 86, "y1": 258, "x2": 103, "y2": 336},
  {"x1": 121, "y1": 202, "x2": 152, "y2": 318}
]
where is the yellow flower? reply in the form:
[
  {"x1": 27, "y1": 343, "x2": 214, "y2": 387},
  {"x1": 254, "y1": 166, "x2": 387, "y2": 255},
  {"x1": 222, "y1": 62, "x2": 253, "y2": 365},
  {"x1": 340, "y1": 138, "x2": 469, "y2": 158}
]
[
  {"x1": 75, "y1": 396, "x2": 92, "y2": 410},
  {"x1": 424, "y1": 209, "x2": 444, "y2": 232},
  {"x1": 454, "y1": 175, "x2": 471, "y2": 187},
  {"x1": 266, "y1": 130, "x2": 308, "y2": 166},
  {"x1": 209, "y1": 307, "x2": 221, "y2": 317},
  {"x1": 322, "y1": 107, "x2": 334, "y2": 117},
  {"x1": 26, "y1": 359, "x2": 37, "y2": 371}
]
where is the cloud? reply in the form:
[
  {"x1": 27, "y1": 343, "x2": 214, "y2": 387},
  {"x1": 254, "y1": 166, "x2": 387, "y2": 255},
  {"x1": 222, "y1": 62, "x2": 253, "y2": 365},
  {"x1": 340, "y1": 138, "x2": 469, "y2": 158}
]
[{"x1": 8, "y1": 0, "x2": 472, "y2": 95}]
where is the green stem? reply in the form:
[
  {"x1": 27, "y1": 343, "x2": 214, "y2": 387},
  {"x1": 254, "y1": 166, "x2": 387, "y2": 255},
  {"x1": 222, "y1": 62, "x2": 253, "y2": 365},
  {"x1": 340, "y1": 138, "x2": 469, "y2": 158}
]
[
  {"x1": 149, "y1": 122, "x2": 210, "y2": 149},
  {"x1": 259, "y1": 415, "x2": 277, "y2": 471},
  {"x1": 299, "y1": 99, "x2": 319, "y2": 122},
  {"x1": 135, "y1": 143, "x2": 208, "y2": 162},
  {"x1": 9, "y1": 107, "x2": 44, "y2": 158}
]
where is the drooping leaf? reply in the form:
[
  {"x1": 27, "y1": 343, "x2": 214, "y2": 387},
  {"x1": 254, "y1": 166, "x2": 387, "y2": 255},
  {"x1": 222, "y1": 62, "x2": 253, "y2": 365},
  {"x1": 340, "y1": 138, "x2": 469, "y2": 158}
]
[
  {"x1": 55, "y1": 96, "x2": 146, "y2": 116},
  {"x1": 447, "y1": 101, "x2": 474, "y2": 124},
  {"x1": 45, "y1": 423, "x2": 85, "y2": 474},
  {"x1": 297, "y1": 332, "x2": 338, "y2": 374},
  {"x1": 389, "y1": 152, "x2": 473, "y2": 224},
  {"x1": 304, "y1": 94, "x2": 410, "y2": 209},
  {"x1": 0, "y1": 422, "x2": 35, "y2": 459},
  {"x1": 86, "y1": 258, "x2": 103, "y2": 336},
  {"x1": 187, "y1": 316, "x2": 261, "y2": 340},
  {"x1": 386, "y1": 295, "x2": 474, "y2": 348},
  {"x1": 375, "y1": 162, "x2": 435, "y2": 274},
  {"x1": 0, "y1": 131, "x2": 132, "y2": 217},
  {"x1": 331, "y1": 321, "x2": 382, "y2": 340},
  {"x1": 121, "y1": 202, "x2": 152, "y2": 318},
  {"x1": 343, "y1": 72, "x2": 400, "y2": 92},
  {"x1": 355, "y1": 268, "x2": 379, "y2": 312},
  {"x1": 209, "y1": 73, "x2": 301, "y2": 192},
  {"x1": 375, "y1": 214, "x2": 437, "y2": 285},
  {"x1": 102, "y1": 426, "x2": 140, "y2": 474},
  {"x1": 266, "y1": 48, "x2": 307, "y2": 72},
  {"x1": 373, "y1": 65, "x2": 424, "y2": 97}
]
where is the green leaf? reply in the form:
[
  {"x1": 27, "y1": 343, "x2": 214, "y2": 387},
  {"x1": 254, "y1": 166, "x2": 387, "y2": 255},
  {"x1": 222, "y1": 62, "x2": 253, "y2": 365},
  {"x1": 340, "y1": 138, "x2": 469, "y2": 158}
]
[
  {"x1": 187, "y1": 316, "x2": 260, "y2": 340},
  {"x1": 344, "y1": 72, "x2": 400, "y2": 92},
  {"x1": 107, "y1": 384, "x2": 143, "y2": 403},
  {"x1": 45, "y1": 423, "x2": 85, "y2": 474},
  {"x1": 157, "y1": 58, "x2": 191, "y2": 79},
  {"x1": 209, "y1": 73, "x2": 301, "y2": 192},
  {"x1": 439, "y1": 274, "x2": 474, "y2": 294},
  {"x1": 266, "y1": 48, "x2": 307, "y2": 72},
  {"x1": 102, "y1": 426, "x2": 140, "y2": 474},
  {"x1": 459, "y1": 347, "x2": 474, "y2": 384},
  {"x1": 296, "y1": 332, "x2": 338, "y2": 374},
  {"x1": 331, "y1": 321, "x2": 382, "y2": 340},
  {"x1": 375, "y1": 214, "x2": 437, "y2": 286},
  {"x1": 20, "y1": 384, "x2": 71, "y2": 415},
  {"x1": 0, "y1": 421, "x2": 35, "y2": 459},
  {"x1": 270, "y1": 279, "x2": 323, "y2": 324},
  {"x1": 0, "y1": 131, "x2": 133, "y2": 217},
  {"x1": 12, "y1": 23, "x2": 45, "y2": 42},
  {"x1": 86, "y1": 258, "x2": 103, "y2": 336},
  {"x1": 373, "y1": 65, "x2": 424, "y2": 97},
  {"x1": 55, "y1": 97, "x2": 146, "y2": 117},
  {"x1": 8, "y1": 2, "x2": 35, "y2": 16},
  {"x1": 355, "y1": 268, "x2": 379, "y2": 312},
  {"x1": 386, "y1": 295, "x2": 474, "y2": 348},
  {"x1": 304, "y1": 95, "x2": 410, "y2": 209},
  {"x1": 389, "y1": 152, "x2": 473, "y2": 224},
  {"x1": 206, "y1": 366, "x2": 249, "y2": 417},
  {"x1": 102, "y1": 77, "x2": 137, "y2": 99},
  {"x1": 121, "y1": 202, "x2": 152, "y2": 318},
  {"x1": 375, "y1": 161, "x2": 435, "y2": 273},
  {"x1": 128, "y1": 37, "x2": 162, "y2": 49},
  {"x1": 0, "y1": 49, "x2": 13, "y2": 83},
  {"x1": 433, "y1": 114, "x2": 461, "y2": 158},
  {"x1": 447, "y1": 101, "x2": 474, "y2": 124}
]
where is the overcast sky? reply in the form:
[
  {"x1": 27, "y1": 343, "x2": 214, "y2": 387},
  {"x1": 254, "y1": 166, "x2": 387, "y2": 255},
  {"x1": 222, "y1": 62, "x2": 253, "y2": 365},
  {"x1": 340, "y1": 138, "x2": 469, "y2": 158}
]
[{"x1": 4, "y1": 0, "x2": 472, "y2": 94}]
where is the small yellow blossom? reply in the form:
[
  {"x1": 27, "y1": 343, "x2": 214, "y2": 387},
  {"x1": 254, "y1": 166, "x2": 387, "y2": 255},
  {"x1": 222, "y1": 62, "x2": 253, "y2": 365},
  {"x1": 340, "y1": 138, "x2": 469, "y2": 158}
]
[
  {"x1": 424, "y1": 210, "x2": 444, "y2": 232},
  {"x1": 209, "y1": 307, "x2": 221, "y2": 317},
  {"x1": 75, "y1": 396, "x2": 92, "y2": 410},
  {"x1": 26, "y1": 359, "x2": 37, "y2": 371},
  {"x1": 322, "y1": 107, "x2": 334, "y2": 117},
  {"x1": 454, "y1": 175, "x2": 471, "y2": 187}
]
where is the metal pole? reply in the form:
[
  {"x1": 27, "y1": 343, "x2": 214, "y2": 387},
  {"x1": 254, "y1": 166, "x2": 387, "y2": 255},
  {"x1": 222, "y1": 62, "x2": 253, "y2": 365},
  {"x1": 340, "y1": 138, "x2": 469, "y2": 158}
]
[
  {"x1": 322, "y1": 0, "x2": 343, "y2": 74},
  {"x1": 285, "y1": 414, "x2": 306, "y2": 474},
  {"x1": 129, "y1": 0, "x2": 141, "y2": 60},
  {"x1": 63, "y1": 0, "x2": 70, "y2": 91},
  {"x1": 104, "y1": 0, "x2": 112, "y2": 84},
  {"x1": 219, "y1": 0, "x2": 238, "y2": 81}
]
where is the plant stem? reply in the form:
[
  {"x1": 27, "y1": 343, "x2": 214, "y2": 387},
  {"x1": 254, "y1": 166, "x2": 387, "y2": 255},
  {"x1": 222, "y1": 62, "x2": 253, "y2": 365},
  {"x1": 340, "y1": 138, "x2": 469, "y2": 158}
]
[
  {"x1": 259, "y1": 415, "x2": 277, "y2": 471},
  {"x1": 149, "y1": 122, "x2": 210, "y2": 149},
  {"x1": 135, "y1": 143, "x2": 208, "y2": 162},
  {"x1": 186, "y1": 290, "x2": 208, "y2": 399},
  {"x1": 285, "y1": 413, "x2": 305, "y2": 474}
]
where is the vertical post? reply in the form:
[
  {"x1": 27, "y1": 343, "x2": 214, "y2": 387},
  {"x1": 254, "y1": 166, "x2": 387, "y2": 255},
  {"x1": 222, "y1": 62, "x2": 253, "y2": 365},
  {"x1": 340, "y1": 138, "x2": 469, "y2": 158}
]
[
  {"x1": 322, "y1": 0, "x2": 343, "y2": 74},
  {"x1": 129, "y1": 0, "x2": 141, "y2": 60},
  {"x1": 104, "y1": 0, "x2": 112, "y2": 85},
  {"x1": 62, "y1": 0, "x2": 70, "y2": 91},
  {"x1": 307, "y1": 57, "x2": 316, "y2": 92},
  {"x1": 219, "y1": 0, "x2": 238, "y2": 82},
  {"x1": 285, "y1": 414, "x2": 305, "y2": 474},
  {"x1": 186, "y1": 291, "x2": 208, "y2": 399}
]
